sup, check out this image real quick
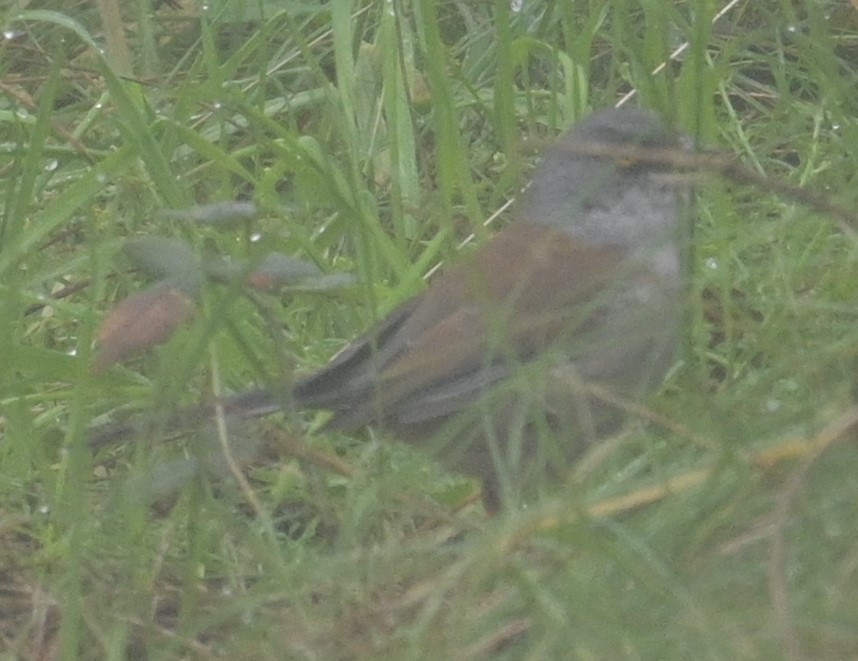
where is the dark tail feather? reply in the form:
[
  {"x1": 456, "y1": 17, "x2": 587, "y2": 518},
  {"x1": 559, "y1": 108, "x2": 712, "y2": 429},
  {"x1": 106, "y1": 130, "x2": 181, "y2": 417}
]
[
  {"x1": 88, "y1": 386, "x2": 292, "y2": 450},
  {"x1": 219, "y1": 387, "x2": 290, "y2": 419}
]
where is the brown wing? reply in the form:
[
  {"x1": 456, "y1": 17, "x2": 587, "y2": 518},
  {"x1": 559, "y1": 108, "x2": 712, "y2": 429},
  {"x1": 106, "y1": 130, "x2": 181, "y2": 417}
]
[{"x1": 298, "y1": 222, "x2": 624, "y2": 428}]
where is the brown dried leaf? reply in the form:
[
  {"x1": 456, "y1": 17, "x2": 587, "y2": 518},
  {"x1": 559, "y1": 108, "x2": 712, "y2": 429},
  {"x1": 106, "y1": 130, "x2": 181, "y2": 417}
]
[{"x1": 92, "y1": 283, "x2": 195, "y2": 373}]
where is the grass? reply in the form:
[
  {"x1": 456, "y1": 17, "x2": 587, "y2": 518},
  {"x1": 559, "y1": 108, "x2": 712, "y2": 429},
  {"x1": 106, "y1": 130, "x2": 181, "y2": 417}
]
[{"x1": 2, "y1": 0, "x2": 858, "y2": 658}]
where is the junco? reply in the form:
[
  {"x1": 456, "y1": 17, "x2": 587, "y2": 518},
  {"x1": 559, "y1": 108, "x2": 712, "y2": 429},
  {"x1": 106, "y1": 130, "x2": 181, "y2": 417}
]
[
  {"x1": 94, "y1": 107, "x2": 690, "y2": 511},
  {"x1": 218, "y1": 107, "x2": 690, "y2": 510}
]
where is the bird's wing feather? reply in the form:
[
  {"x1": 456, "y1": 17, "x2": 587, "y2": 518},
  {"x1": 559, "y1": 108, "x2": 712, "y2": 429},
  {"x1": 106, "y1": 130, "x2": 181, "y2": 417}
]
[
  {"x1": 316, "y1": 223, "x2": 624, "y2": 428},
  {"x1": 292, "y1": 296, "x2": 421, "y2": 408}
]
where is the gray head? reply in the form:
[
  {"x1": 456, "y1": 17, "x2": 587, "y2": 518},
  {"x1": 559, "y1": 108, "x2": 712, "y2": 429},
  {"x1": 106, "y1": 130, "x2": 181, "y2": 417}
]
[{"x1": 518, "y1": 107, "x2": 684, "y2": 249}]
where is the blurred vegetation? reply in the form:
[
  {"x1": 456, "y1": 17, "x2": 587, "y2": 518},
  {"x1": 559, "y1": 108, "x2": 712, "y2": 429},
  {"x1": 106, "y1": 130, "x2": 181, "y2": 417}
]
[{"x1": 2, "y1": 0, "x2": 858, "y2": 658}]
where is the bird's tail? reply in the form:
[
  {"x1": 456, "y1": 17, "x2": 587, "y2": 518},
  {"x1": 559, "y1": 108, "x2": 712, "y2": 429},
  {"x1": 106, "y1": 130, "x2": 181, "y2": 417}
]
[{"x1": 88, "y1": 385, "x2": 292, "y2": 450}]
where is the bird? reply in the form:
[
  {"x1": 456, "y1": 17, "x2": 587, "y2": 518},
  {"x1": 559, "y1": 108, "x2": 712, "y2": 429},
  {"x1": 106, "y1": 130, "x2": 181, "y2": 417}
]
[{"x1": 94, "y1": 107, "x2": 691, "y2": 511}]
